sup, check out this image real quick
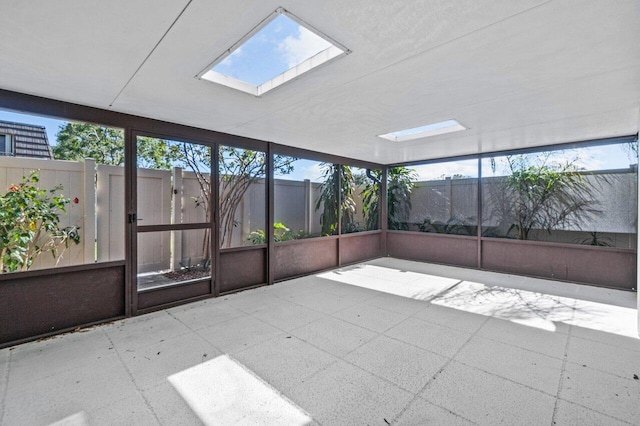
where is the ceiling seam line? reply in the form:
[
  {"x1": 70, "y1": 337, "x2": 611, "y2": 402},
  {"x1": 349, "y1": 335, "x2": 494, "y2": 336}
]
[
  {"x1": 108, "y1": 0, "x2": 195, "y2": 108},
  {"x1": 224, "y1": 0, "x2": 555, "y2": 131}
]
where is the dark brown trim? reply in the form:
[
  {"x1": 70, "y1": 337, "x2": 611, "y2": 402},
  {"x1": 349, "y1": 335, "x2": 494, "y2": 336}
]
[
  {"x1": 137, "y1": 223, "x2": 211, "y2": 232},
  {"x1": 137, "y1": 277, "x2": 211, "y2": 294},
  {"x1": 386, "y1": 230, "x2": 478, "y2": 241},
  {"x1": 274, "y1": 266, "x2": 339, "y2": 284},
  {"x1": 0, "y1": 316, "x2": 126, "y2": 350},
  {"x1": 477, "y1": 157, "x2": 483, "y2": 269},
  {"x1": 128, "y1": 129, "x2": 139, "y2": 315},
  {"x1": 274, "y1": 235, "x2": 340, "y2": 246},
  {"x1": 387, "y1": 134, "x2": 638, "y2": 168},
  {"x1": 272, "y1": 143, "x2": 383, "y2": 169},
  {"x1": 212, "y1": 143, "x2": 221, "y2": 297},
  {"x1": 136, "y1": 294, "x2": 214, "y2": 316},
  {"x1": 0, "y1": 89, "x2": 267, "y2": 152},
  {"x1": 0, "y1": 260, "x2": 124, "y2": 281},
  {"x1": 220, "y1": 282, "x2": 269, "y2": 296},
  {"x1": 337, "y1": 166, "x2": 342, "y2": 266},
  {"x1": 220, "y1": 244, "x2": 267, "y2": 253},
  {"x1": 381, "y1": 168, "x2": 388, "y2": 255},
  {"x1": 339, "y1": 230, "x2": 383, "y2": 238},
  {"x1": 479, "y1": 236, "x2": 637, "y2": 254},
  {"x1": 267, "y1": 142, "x2": 275, "y2": 285},
  {"x1": 137, "y1": 279, "x2": 211, "y2": 310}
]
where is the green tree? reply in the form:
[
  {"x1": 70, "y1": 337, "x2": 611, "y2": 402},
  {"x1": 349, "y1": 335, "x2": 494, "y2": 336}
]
[
  {"x1": 53, "y1": 123, "x2": 124, "y2": 165},
  {"x1": 0, "y1": 172, "x2": 80, "y2": 273},
  {"x1": 315, "y1": 164, "x2": 356, "y2": 235},
  {"x1": 53, "y1": 123, "x2": 178, "y2": 168}
]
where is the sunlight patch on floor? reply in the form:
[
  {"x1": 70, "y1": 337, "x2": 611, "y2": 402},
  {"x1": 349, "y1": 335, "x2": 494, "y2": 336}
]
[
  {"x1": 168, "y1": 355, "x2": 312, "y2": 426},
  {"x1": 48, "y1": 412, "x2": 88, "y2": 426},
  {"x1": 432, "y1": 281, "x2": 577, "y2": 332},
  {"x1": 570, "y1": 299, "x2": 638, "y2": 339},
  {"x1": 316, "y1": 265, "x2": 460, "y2": 300},
  {"x1": 319, "y1": 264, "x2": 638, "y2": 338}
]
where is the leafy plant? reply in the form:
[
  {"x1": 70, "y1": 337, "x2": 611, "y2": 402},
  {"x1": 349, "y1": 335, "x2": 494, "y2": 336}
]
[
  {"x1": 247, "y1": 222, "x2": 311, "y2": 244},
  {"x1": 419, "y1": 216, "x2": 477, "y2": 235},
  {"x1": 487, "y1": 154, "x2": 600, "y2": 240},
  {"x1": 360, "y1": 167, "x2": 416, "y2": 231},
  {"x1": 360, "y1": 169, "x2": 381, "y2": 231},
  {"x1": 53, "y1": 123, "x2": 180, "y2": 168},
  {"x1": 387, "y1": 167, "x2": 416, "y2": 230},
  {"x1": 315, "y1": 164, "x2": 356, "y2": 235},
  {"x1": 0, "y1": 172, "x2": 80, "y2": 273},
  {"x1": 577, "y1": 231, "x2": 613, "y2": 247}
]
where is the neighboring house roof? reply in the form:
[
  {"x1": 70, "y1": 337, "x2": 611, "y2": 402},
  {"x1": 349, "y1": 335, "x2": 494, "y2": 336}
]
[{"x1": 0, "y1": 120, "x2": 53, "y2": 159}]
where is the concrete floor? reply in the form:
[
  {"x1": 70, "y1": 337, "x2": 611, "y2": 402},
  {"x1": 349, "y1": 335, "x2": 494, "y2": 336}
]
[{"x1": 1, "y1": 258, "x2": 639, "y2": 425}]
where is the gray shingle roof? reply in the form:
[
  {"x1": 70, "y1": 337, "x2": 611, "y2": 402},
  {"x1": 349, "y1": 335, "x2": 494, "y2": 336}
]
[{"x1": 0, "y1": 120, "x2": 53, "y2": 159}]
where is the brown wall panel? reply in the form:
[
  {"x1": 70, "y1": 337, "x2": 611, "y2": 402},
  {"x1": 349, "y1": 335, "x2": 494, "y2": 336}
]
[
  {"x1": 387, "y1": 231, "x2": 478, "y2": 268},
  {"x1": 138, "y1": 280, "x2": 210, "y2": 310},
  {"x1": 0, "y1": 263, "x2": 125, "y2": 346},
  {"x1": 220, "y1": 248, "x2": 267, "y2": 293},
  {"x1": 341, "y1": 232, "x2": 383, "y2": 265},
  {"x1": 482, "y1": 239, "x2": 636, "y2": 290},
  {"x1": 275, "y1": 238, "x2": 339, "y2": 280}
]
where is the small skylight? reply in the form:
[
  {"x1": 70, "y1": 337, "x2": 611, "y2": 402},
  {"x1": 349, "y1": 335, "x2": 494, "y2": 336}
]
[
  {"x1": 378, "y1": 120, "x2": 467, "y2": 142},
  {"x1": 198, "y1": 8, "x2": 349, "y2": 96}
]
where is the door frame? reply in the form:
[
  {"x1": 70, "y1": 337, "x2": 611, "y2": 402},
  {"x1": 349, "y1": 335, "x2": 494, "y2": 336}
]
[{"x1": 126, "y1": 129, "x2": 219, "y2": 315}]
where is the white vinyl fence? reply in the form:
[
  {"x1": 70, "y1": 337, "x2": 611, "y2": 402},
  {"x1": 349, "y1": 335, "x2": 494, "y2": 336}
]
[
  {"x1": 2, "y1": 157, "x2": 635, "y2": 273},
  {"x1": 0, "y1": 157, "x2": 94, "y2": 270}
]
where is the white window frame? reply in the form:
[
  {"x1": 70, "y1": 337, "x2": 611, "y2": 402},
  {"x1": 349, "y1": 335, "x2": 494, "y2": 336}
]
[{"x1": 0, "y1": 134, "x2": 13, "y2": 156}]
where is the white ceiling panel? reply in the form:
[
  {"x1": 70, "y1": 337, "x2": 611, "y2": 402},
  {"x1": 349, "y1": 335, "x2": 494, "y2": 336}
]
[
  {"x1": 0, "y1": 0, "x2": 191, "y2": 107},
  {"x1": 0, "y1": 0, "x2": 637, "y2": 164}
]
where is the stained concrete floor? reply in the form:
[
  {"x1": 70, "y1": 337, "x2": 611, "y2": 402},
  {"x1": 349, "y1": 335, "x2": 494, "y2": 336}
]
[{"x1": 1, "y1": 258, "x2": 639, "y2": 425}]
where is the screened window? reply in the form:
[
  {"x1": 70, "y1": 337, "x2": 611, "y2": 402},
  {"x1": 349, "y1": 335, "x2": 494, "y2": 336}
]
[
  {"x1": 481, "y1": 141, "x2": 638, "y2": 248},
  {"x1": 396, "y1": 159, "x2": 478, "y2": 235}
]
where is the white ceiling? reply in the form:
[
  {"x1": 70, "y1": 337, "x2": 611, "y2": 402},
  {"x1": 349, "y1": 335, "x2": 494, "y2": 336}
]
[{"x1": 0, "y1": 0, "x2": 638, "y2": 164}]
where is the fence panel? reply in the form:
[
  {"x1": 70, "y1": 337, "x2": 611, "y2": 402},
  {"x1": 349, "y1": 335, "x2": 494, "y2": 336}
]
[{"x1": 0, "y1": 157, "x2": 92, "y2": 270}]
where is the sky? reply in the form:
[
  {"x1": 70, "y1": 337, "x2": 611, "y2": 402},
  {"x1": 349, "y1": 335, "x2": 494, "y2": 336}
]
[
  {"x1": 211, "y1": 13, "x2": 332, "y2": 87},
  {"x1": 0, "y1": 109, "x2": 66, "y2": 146}
]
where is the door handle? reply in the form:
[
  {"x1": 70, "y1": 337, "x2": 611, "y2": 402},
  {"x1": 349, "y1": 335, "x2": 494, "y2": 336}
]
[{"x1": 128, "y1": 213, "x2": 144, "y2": 223}]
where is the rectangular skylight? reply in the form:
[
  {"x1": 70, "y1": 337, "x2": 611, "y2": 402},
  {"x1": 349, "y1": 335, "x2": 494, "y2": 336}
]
[
  {"x1": 378, "y1": 119, "x2": 467, "y2": 142},
  {"x1": 198, "y1": 8, "x2": 349, "y2": 97}
]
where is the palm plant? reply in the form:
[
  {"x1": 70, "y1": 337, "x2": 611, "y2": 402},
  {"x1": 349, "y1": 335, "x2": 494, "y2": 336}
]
[
  {"x1": 487, "y1": 154, "x2": 600, "y2": 240},
  {"x1": 387, "y1": 167, "x2": 416, "y2": 230},
  {"x1": 360, "y1": 167, "x2": 416, "y2": 231},
  {"x1": 315, "y1": 164, "x2": 356, "y2": 235}
]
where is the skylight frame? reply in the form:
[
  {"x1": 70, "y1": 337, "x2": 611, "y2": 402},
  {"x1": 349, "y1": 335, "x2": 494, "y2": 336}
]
[
  {"x1": 197, "y1": 7, "x2": 351, "y2": 97},
  {"x1": 378, "y1": 119, "x2": 468, "y2": 142}
]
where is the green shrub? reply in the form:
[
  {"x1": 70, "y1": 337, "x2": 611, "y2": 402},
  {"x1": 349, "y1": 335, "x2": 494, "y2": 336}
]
[
  {"x1": 0, "y1": 171, "x2": 80, "y2": 273},
  {"x1": 248, "y1": 222, "x2": 312, "y2": 244}
]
